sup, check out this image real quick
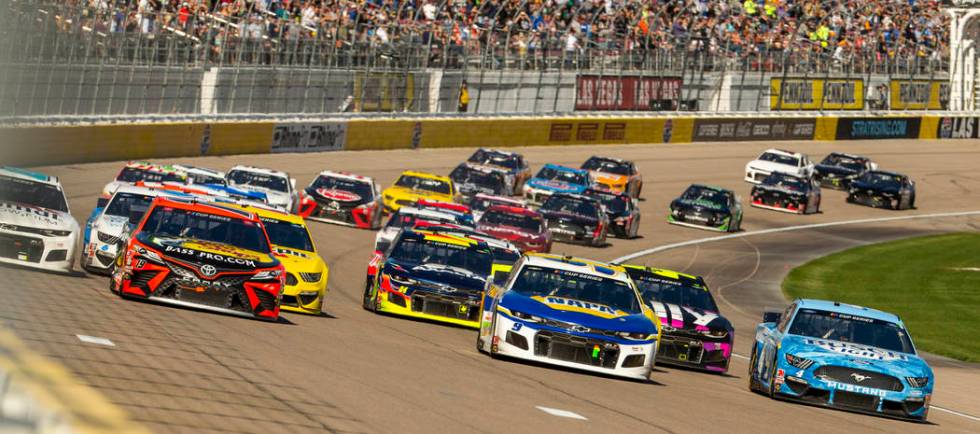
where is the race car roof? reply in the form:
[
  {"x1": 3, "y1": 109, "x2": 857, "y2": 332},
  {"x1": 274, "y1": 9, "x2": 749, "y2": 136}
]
[
  {"x1": 759, "y1": 148, "x2": 804, "y2": 159},
  {"x1": 0, "y1": 166, "x2": 59, "y2": 185},
  {"x1": 690, "y1": 183, "x2": 732, "y2": 193},
  {"x1": 113, "y1": 184, "x2": 198, "y2": 199},
  {"x1": 405, "y1": 229, "x2": 489, "y2": 249},
  {"x1": 395, "y1": 206, "x2": 460, "y2": 221},
  {"x1": 124, "y1": 161, "x2": 184, "y2": 174},
  {"x1": 523, "y1": 253, "x2": 630, "y2": 283},
  {"x1": 826, "y1": 152, "x2": 868, "y2": 161},
  {"x1": 315, "y1": 170, "x2": 374, "y2": 183},
  {"x1": 619, "y1": 265, "x2": 706, "y2": 288},
  {"x1": 795, "y1": 299, "x2": 903, "y2": 325},
  {"x1": 221, "y1": 202, "x2": 305, "y2": 225},
  {"x1": 149, "y1": 196, "x2": 259, "y2": 222},
  {"x1": 458, "y1": 162, "x2": 509, "y2": 175},
  {"x1": 473, "y1": 193, "x2": 525, "y2": 205},
  {"x1": 476, "y1": 148, "x2": 520, "y2": 157},
  {"x1": 175, "y1": 164, "x2": 226, "y2": 178},
  {"x1": 585, "y1": 155, "x2": 631, "y2": 165},
  {"x1": 417, "y1": 224, "x2": 518, "y2": 251},
  {"x1": 228, "y1": 165, "x2": 290, "y2": 178},
  {"x1": 540, "y1": 163, "x2": 588, "y2": 175},
  {"x1": 398, "y1": 170, "x2": 451, "y2": 182},
  {"x1": 483, "y1": 204, "x2": 541, "y2": 217}
]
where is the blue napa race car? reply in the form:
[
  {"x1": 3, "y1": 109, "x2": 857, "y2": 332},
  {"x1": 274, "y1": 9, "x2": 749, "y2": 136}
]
[
  {"x1": 477, "y1": 254, "x2": 660, "y2": 380},
  {"x1": 749, "y1": 299, "x2": 934, "y2": 421},
  {"x1": 522, "y1": 164, "x2": 591, "y2": 207}
]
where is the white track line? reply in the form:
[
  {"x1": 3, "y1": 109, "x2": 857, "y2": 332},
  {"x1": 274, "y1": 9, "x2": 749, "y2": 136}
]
[
  {"x1": 932, "y1": 406, "x2": 980, "y2": 422},
  {"x1": 536, "y1": 406, "x2": 588, "y2": 420},
  {"x1": 76, "y1": 335, "x2": 115, "y2": 346},
  {"x1": 613, "y1": 210, "x2": 980, "y2": 263}
]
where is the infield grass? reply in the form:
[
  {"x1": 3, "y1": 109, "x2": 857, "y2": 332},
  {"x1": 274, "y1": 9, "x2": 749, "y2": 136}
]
[{"x1": 783, "y1": 233, "x2": 980, "y2": 363}]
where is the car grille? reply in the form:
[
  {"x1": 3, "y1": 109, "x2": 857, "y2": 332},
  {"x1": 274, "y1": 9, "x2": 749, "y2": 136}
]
[
  {"x1": 753, "y1": 172, "x2": 768, "y2": 182},
  {"x1": 281, "y1": 295, "x2": 299, "y2": 307},
  {"x1": 285, "y1": 273, "x2": 299, "y2": 286},
  {"x1": 658, "y1": 335, "x2": 704, "y2": 364},
  {"x1": 300, "y1": 272, "x2": 321, "y2": 283},
  {"x1": 312, "y1": 198, "x2": 357, "y2": 223},
  {"x1": 0, "y1": 233, "x2": 43, "y2": 263},
  {"x1": 396, "y1": 199, "x2": 415, "y2": 207},
  {"x1": 95, "y1": 250, "x2": 116, "y2": 267},
  {"x1": 533, "y1": 331, "x2": 619, "y2": 369},
  {"x1": 153, "y1": 273, "x2": 254, "y2": 312},
  {"x1": 253, "y1": 288, "x2": 279, "y2": 312},
  {"x1": 410, "y1": 292, "x2": 480, "y2": 321},
  {"x1": 833, "y1": 390, "x2": 879, "y2": 412},
  {"x1": 815, "y1": 366, "x2": 903, "y2": 392},
  {"x1": 97, "y1": 231, "x2": 120, "y2": 244}
]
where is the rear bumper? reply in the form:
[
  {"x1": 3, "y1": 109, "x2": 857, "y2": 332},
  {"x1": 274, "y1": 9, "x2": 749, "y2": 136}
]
[
  {"x1": 751, "y1": 199, "x2": 806, "y2": 214},
  {"x1": 376, "y1": 290, "x2": 481, "y2": 329}
]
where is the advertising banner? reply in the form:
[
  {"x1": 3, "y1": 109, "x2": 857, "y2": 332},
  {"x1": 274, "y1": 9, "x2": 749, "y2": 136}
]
[
  {"x1": 271, "y1": 122, "x2": 347, "y2": 153},
  {"x1": 692, "y1": 118, "x2": 816, "y2": 142},
  {"x1": 937, "y1": 117, "x2": 980, "y2": 139},
  {"x1": 835, "y1": 118, "x2": 921, "y2": 140},
  {"x1": 575, "y1": 75, "x2": 682, "y2": 111},
  {"x1": 890, "y1": 80, "x2": 949, "y2": 110},
  {"x1": 770, "y1": 79, "x2": 864, "y2": 110}
]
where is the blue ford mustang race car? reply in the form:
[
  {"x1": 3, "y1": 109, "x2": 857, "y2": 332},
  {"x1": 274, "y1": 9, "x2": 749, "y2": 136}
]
[
  {"x1": 749, "y1": 299, "x2": 934, "y2": 421},
  {"x1": 522, "y1": 164, "x2": 591, "y2": 207}
]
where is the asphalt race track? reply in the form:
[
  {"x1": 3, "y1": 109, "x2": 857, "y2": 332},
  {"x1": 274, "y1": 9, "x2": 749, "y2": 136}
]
[{"x1": 2, "y1": 138, "x2": 979, "y2": 434}]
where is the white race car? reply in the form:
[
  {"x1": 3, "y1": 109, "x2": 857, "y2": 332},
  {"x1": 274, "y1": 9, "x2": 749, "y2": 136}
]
[
  {"x1": 100, "y1": 162, "x2": 187, "y2": 205},
  {"x1": 468, "y1": 193, "x2": 527, "y2": 222},
  {"x1": 477, "y1": 254, "x2": 661, "y2": 380},
  {"x1": 226, "y1": 165, "x2": 299, "y2": 213},
  {"x1": 0, "y1": 167, "x2": 79, "y2": 273},
  {"x1": 744, "y1": 149, "x2": 814, "y2": 184},
  {"x1": 174, "y1": 164, "x2": 226, "y2": 186},
  {"x1": 374, "y1": 206, "x2": 471, "y2": 253}
]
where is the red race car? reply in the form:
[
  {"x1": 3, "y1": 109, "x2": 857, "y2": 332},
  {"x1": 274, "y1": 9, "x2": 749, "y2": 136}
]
[
  {"x1": 299, "y1": 171, "x2": 383, "y2": 229},
  {"x1": 110, "y1": 197, "x2": 285, "y2": 321},
  {"x1": 475, "y1": 205, "x2": 552, "y2": 253}
]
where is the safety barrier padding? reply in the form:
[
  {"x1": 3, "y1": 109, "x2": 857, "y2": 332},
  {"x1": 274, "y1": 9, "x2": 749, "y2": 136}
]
[{"x1": 1, "y1": 123, "x2": 204, "y2": 166}]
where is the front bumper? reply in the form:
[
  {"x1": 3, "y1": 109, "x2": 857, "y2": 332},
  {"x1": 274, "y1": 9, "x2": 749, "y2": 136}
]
[
  {"x1": 0, "y1": 229, "x2": 75, "y2": 273},
  {"x1": 280, "y1": 272, "x2": 327, "y2": 315},
  {"x1": 490, "y1": 312, "x2": 656, "y2": 380},
  {"x1": 744, "y1": 169, "x2": 770, "y2": 184},
  {"x1": 303, "y1": 200, "x2": 377, "y2": 229},
  {"x1": 847, "y1": 192, "x2": 898, "y2": 209},
  {"x1": 82, "y1": 240, "x2": 120, "y2": 273},
  {"x1": 657, "y1": 333, "x2": 732, "y2": 373},
  {"x1": 377, "y1": 286, "x2": 481, "y2": 329}
]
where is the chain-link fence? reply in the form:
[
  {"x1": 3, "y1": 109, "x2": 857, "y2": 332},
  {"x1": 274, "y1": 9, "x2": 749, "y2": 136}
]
[{"x1": 0, "y1": 0, "x2": 960, "y2": 118}]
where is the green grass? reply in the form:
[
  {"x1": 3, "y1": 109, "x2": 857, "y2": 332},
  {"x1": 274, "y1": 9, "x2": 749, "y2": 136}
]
[{"x1": 783, "y1": 233, "x2": 980, "y2": 363}]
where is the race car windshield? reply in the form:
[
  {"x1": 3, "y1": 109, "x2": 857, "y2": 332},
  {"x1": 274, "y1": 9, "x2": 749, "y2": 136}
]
[
  {"x1": 679, "y1": 186, "x2": 728, "y2": 209},
  {"x1": 788, "y1": 309, "x2": 916, "y2": 354},
  {"x1": 189, "y1": 173, "x2": 226, "y2": 186},
  {"x1": 759, "y1": 152, "x2": 800, "y2": 166},
  {"x1": 310, "y1": 176, "x2": 374, "y2": 200},
  {"x1": 511, "y1": 266, "x2": 641, "y2": 314},
  {"x1": 468, "y1": 150, "x2": 519, "y2": 169},
  {"x1": 491, "y1": 247, "x2": 520, "y2": 265},
  {"x1": 586, "y1": 191, "x2": 629, "y2": 214},
  {"x1": 140, "y1": 207, "x2": 270, "y2": 253},
  {"x1": 582, "y1": 158, "x2": 630, "y2": 175},
  {"x1": 389, "y1": 237, "x2": 492, "y2": 276},
  {"x1": 761, "y1": 173, "x2": 806, "y2": 191},
  {"x1": 104, "y1": 193, "x2": 154, "y2": 219},
  {"x1": 821, "y1": 154, "x2": 866, "y2": 171},
  {"x1": 0, "y1": 175, "x2": 69, "y2": 212},
  {"x1": 260, "y1": 218, "x2": 314, "y2": 252},
  {"x1": 116, "y1": 167, "x2": 185, "y2": 184},
  {"x1": 541, "y1": 195, "x2": 599, "y2": 218},
  {"x1": 227, "y1": 170, "x2": 289, "y2": 192},
  {"x1": 536, "y1": 167, "x2": 587, "y2": 185},
  {"x1": 480, "y1": 210, "x2": 543, "y2": 232},
  {"x1": 859, "y1": 172, "x2": 903, "y2": 189},
  {"x1": 632, "y1": 275, "x2": 718, "y2": 312},
  {"x1": 394, "y1": 175, "x2": 452, "y2": 195},
  {"x1": 450, "y1": 166, "x2": 505, "y2": 193},
  {"x1": 384, "y1": 212, "x2": 454, "y2": 230}
]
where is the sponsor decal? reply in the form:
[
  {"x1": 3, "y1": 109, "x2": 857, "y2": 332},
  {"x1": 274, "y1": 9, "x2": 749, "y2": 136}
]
[
  {"x1": 770, "y1": 78, "x2": 864, "y2": 110},
  {"x1": 274, "y1": 247, "x2": 309, "y2": 258},
  {"x1": 164, "y1": 245, "x2": 258, "y2": 267},
  {"x1": 835, "y1": 118, "x2": 921, "y2": 140},
  {"x1": 890, "y1": 80, "x2": 949, "y2": 110},
  {"x1": 272, "y1": 122, "x2": 347, "y2": 153},
  {"x1": 316, "y1": 188, "x2": 362, "y2": 202},
  {"x1": 548, "y1": 122, "x2": 632, "y2": 143},
  {"x1": 575, "y1": 75, "x2": 682, "y2": 111},
  {"x1": 803, "y1": 338, "x2": 907, "y2": 361},
  {"x1": 536, "y1": 295, "x2": 622, "y2": 316},
  {"x1": 824, "y1": 381, "x2": 888, "y2": 398},
  {"x1": 937, "y1": 117, "x2": 980, "y2": 139},
  {"x1": 693, "y1": 118, "x2": 815, "y2": 142}
]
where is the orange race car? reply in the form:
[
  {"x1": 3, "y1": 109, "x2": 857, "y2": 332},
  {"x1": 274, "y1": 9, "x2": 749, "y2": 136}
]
[{"x1": 581, "y1": 156, "x2": 643, "y2": 199}]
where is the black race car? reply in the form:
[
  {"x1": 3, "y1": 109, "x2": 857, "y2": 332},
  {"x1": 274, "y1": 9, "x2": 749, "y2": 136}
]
[
  {"x1": 847, "y1": 170, "x2": 916, "y2": 210},
  {"x1": 584, "y1": 187, "x2": 640, "y2": 239},
  {"x1": 813, "y1": 152, "x2": 878, "y2": 190},
  {"x1": 449, "y1": 163, "x2": 509, "y2": 202},
  {"x1": 668, "y1": 184, "x2": 742, "y2": 232},
  {"x1": 750, "y1": 172, "x2": 822, "y2": 214},
  {"x1": 538, "y1": 193, "x2": 608, "y2": 246}
]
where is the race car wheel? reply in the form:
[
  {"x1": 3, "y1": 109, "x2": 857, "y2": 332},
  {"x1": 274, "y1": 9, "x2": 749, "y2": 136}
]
[
  {"x1": 766, "y1": 354, "x2": 778, "y2": 397},
  {"x1": 362, "y1": 279, "x2": 377, "y2": 312},
  {"x1": 628, "y1": 215, "x2": 640, "y2": 239},
  {"x1": 748, "y1": 345, "x2": 761, "y2": 393},
  {"x1": 909, "y1": 193, "x2": 916, "y2": 210}
]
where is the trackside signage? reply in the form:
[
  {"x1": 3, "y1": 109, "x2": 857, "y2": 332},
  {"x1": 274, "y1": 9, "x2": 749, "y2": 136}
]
[
  {"x1": 770, "y1": 78, "x2": 864, "y2": 110},
  {"x1": 692, "y1": 118, "x2": 815, "y2": 142},
  {"x1": 937, "y1": 117, "x2": 980, "y2": 139},
  {"x1": 890, "y1": 80, "x2": 949, "y2": 110},
  {"x1": 272, "y1": 122, "x2": 347, "y2": 153},
  {"x1": 835, "y1": 118, "x2": 921, "y2": 140},
  {"x1": 575, "y1": 75, "x2": 682, "y2": 111}
]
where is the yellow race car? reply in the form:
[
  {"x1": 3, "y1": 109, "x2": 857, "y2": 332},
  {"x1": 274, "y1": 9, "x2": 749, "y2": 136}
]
[
  {"x1": 381, "y1": 171, "x2": 456, "y2": 213},
  {"x1": 226, "y1": 204, "x2": 329, "y2": 315}
]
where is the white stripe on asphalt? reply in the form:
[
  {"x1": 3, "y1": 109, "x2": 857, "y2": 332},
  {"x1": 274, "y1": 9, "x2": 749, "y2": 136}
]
[
  {"x1": 731, "y1": 353, "x2": 750, "y2": 360},
  {"x1": 932, "y1": 406, "x2": 980, "y2": 423},
  {"x1": 536, "y1": 406, "x2": 588, "y2": 420},
  {"x1": 76, "y1": 335, "x2": 115, "y2": 346},
  {"x1": 612, "y1": 210, "x2": 980, "y2": 263}
]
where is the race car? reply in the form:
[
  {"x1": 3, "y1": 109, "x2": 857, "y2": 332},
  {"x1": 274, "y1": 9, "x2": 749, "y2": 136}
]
[
  {"x1": 413, "y1": 199, "x2": 475, "y2": 227},
  {"x1": 363, "y1": 229, "x2": 494, "y2": 328},
  {"x1": 539, "y1": 193, "x2": 608, "y2": 247},
  {"x1": 465, "y1": 148, "x2": 532, "y2": 195},
  {"x1": 0, "y1": 167, "x2": 79, "y2": 273},
  {"x1": 381, "y1": 171, "x2": 455, "y2": 213},
  {"x1": 581, "y1": 156, "x2": 643, "y2": 198},
  {"x1": 813, "y1": 153, "x2": 878, "y2": 190},
  {"x1": 299, "y1": 171, "x2": 383, "y2": 229},
  {"x1": 449, "y1": 163, "x2": 511, "y2": 202},
  {"x1": 413, "y1": 223, "x2": 522, "y2": 280},
  {"x1": 82, "y1": 185, "x2": 187, "y2": 274},
  {"x1": 374, "y1": 206, "x2": 472, "y2": 253},
  {"x1": 846, "y1": 171, "x2": 916, "y2": 210},
  {"x1": 226, "y1": 165, "x2": 299, "y2": 213},
  {"x1": 476, "y1": 205, "x2": 552, "y2": 253},
  {"x1": 468, "y1": 193, "x2": 527, "y2": 222},
  {"x1": 749, "y1": 299, "x2": 934, "y2": 421},
  {"x1": 110, "y1": 197, "x2": 285, "y2": 321},
  {"x1": 668, "y1": 184, "x2": 743, "y2": 232},
  {"x1": 226, "y1": 204, "x2": 328, "y2": 315},
  {"x1": 750, "y1": 172, "x2": 822, "y2": 214},
  {"x1": 621, "y1": 265, "x2": 733, "y2": 373},
  {"x1": 100, "y1": 162, "x2": 187, "y2": 205},
  {"x1": 744, "y1": 149, "x2": 815, "y2": 184},
  {"x1": 585, "y1": 187, "x2": 641, "y2": 239},
  {"x1": 174, "y1": 165, "x2": 227, "y2": 186},
  {"x1": 523, "y1": 164, "x2": 591, "y2": 207},
  {"x1": 477, "y1": 254, "x2": 660, "y2": 380}
]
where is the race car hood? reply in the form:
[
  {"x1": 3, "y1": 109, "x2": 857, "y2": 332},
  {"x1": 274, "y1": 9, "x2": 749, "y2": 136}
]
[
  {"x1": 271, "y1": 245, "x2": 325, "y2": 272},
  {"x1": 592, "y1": 172, "x2": 628, "y2": 187},
  {"x1": 539, "y1": 209, "x2": 599, "y2": 225},
  {"x1": 746, "y1": 160, "x2": 802, "y2": 174},
  {"x1": 671, "y1": 198, "x2": 728, "y2": 213},
  {"x1": 526, "y1": 178, "x2": 586, "y2": 194},
  {"x1": 385, "y1": 260, "x2": 486, "y2": 294},
  {"x1": 93, "y1": 214, "x2": 130, "y2": 237},
  {"x1": 815, "y1": 164, "x2": 859, "y2": 178},
  {"x1": 500, "y1": 291, "x2": 657, "y2": 335},
  {"x1": 647, "y1": 301, "x2": 732, "y2": 334},
  {"x1": 0, "y1": 201, "x2": 78, "y2": 232},
  {"x1": 781, "y1": 335, "x2": 931, "y2": 378},
  {"x1": 138, "y1": 234, "x2": 278, "y2": 271},
  {"x1": 308, "y1": 186, "x2": 367, "y2": 204},
  {"x1": 850, "y1": 180, "x2": 900, "y2": 195}
]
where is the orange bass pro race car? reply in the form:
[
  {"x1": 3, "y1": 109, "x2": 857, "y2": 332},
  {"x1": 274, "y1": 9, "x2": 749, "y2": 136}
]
[{"x1": 110, "y1": 197, "x2": 285, "y2": 321}]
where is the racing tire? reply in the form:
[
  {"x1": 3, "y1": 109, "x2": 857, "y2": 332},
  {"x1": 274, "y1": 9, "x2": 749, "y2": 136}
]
[
  {"x1": 766, "y1": 353, "x2": 778, "y2": 398},
  {"x1": 362, "y1": 279, "x2": 377, "y2": 312},
  {"x1": 748, "y1": 345, "x2": 761, "y2": 393},
  {"x1": 909, "y1": 193, "x2": 916, "y2": 210},
  {"x1": 635, "y1": 182, "x2": 643, "y2": 199},
  {"x1": 628, "y1": 215, "x2": 641, "y2": 239}
]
